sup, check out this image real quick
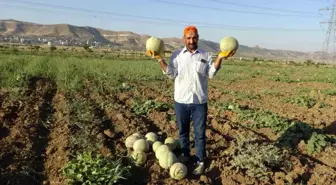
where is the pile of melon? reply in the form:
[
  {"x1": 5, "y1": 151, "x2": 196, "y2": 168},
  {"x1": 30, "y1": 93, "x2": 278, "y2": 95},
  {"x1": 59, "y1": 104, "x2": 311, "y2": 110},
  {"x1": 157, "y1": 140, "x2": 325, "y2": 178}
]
[{"x1": 125, "y1": 132, "x2": 187, "y2": 180}]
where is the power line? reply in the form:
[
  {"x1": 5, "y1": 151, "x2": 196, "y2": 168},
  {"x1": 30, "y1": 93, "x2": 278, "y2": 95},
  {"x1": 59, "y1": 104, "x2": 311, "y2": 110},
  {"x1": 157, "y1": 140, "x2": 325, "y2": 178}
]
[
  {"x1": 2, "y1": 5, "x2": 321, "y2": 31},
  {"x1": 0, "y1": 2, "x2": 323, "y2": 32},
  {"x1": 150, "y1": 0, "x2": 321, "y2": 18},
  {"x1": 207, "y1": 0, "x2": 315, "y2": 14},
  {"x1": 308, "y1": 0, "x2": 330, "y2": 2},
  {"x1": 0, "y1": 4, "x2": 98, "y2": 18},
  {"x1": 6, "y1": 0, "x2": 321, "y2": 18}
]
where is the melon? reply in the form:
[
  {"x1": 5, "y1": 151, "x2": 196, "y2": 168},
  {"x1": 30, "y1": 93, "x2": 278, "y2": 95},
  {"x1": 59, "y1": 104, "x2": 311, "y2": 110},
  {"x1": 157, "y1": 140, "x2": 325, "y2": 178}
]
[
  {"x1": 170, "y1": 162, "x2": 188, "y2": 180},
  {"x1": 220, "y1": 36, "x2": 239, "y2": 56},
  {"x1": 131, "y1": 151, "x2": 147, "y2": 166},
  {"x1": 155, "y1": 144, "x2": 171, "y2": 160},
  {"x1": 152, "y1": 141, "x2": 163, "y2": 152},
  {"x1": 133, "y1": 139, "x2": 149, "y2": 152},
  {"x1": 146, "y1": 36, "x2": 164, "y2": 55},
  {"x1": 159, "y1": 151, "x2": 177, "y2": 169},
  {"x1": 125, "y1": 135, "x2": 141, "y2": 148},
  {"x1": 164, "y1": 137, "x2": 178, "y2": 151},
  {"x1": 132, "y1": 132, "x2": 143, "y2": 139},
  {"x1": 145, "y1": 132, "x2": 158, "y2": 146}
]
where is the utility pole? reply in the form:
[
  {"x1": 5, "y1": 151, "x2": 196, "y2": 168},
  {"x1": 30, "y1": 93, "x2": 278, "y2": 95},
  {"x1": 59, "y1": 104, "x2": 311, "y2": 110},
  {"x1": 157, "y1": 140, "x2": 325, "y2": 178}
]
[{"x1": 320, "y1": 0, "x2": 336, "y2": 60}]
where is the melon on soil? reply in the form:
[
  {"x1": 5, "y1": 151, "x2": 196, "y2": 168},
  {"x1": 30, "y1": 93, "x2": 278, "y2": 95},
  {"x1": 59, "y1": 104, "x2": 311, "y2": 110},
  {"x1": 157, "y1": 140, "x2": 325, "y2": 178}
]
[
  {"x1": 155, "y1": 144, "x2": 170, "y2": 160},
  {"x1": 132, "y1": 151, "x2": 147, "y2": 166},
  {"x1": 164, "y1": 137, "x2": 178, "y2": 151},
  {"x1": 133, "y1": 139, "x2": 149, "y2": 152},
  {"x1": 152, "y1": 141, "x2": 163, "y2": 152},
  {"x1": 125, "y1": 135, "x2": 141, "y2": 148},
  {"x1": 170, "y1": 162, "x2": 188, "y2": 180},
  {"x1": 159, "y1": 151, "x2": 177, "y2": 169},
  {"x1": 145, "y1": 132, "x2": 158, "y2": 146}
]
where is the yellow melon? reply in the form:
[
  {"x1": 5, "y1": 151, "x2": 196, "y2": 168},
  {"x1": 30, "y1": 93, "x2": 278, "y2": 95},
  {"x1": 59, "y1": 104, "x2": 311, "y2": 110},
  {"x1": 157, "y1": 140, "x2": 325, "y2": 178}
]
[
  {"x1": 220, "y1": 36, "x2": 239, "y2": 54},
  {"x1": 146, "y1": 36, "x2": 164, "y2": 55}
]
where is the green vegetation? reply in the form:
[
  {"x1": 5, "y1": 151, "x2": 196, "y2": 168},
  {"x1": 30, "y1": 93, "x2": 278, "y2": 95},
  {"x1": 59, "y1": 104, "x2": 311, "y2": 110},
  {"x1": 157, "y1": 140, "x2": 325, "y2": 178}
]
[
  {"x1": 0, "y1": 54, "x2": 166, "y2": 93},
  {"x1": 216, "y1": 101, "x2": 335, "y2": 155},
  {"x1": 229, "y1": 133, "x2": 291, "y2": 182},
  {"x1": 62, "y1": 152, "x2": 131, "y2": 185},
  {"x1": 131, "y1": 100, "x2": 171, "y2": 116},
  {"x1": 1, "y1": 48, "x2": 336, "y2": 184},
  {"x1": 283, "y1": 95, "x2": 317, "y2": 108},
  {"x1": 307, "y1": 132, "x2": 330, "y2": 155}
]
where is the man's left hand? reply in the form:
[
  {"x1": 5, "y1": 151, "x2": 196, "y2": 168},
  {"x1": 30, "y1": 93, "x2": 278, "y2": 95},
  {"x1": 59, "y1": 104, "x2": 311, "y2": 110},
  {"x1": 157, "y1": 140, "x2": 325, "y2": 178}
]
[{"x1": 217, "y1": 50, "x2": 236, "y2": 60}]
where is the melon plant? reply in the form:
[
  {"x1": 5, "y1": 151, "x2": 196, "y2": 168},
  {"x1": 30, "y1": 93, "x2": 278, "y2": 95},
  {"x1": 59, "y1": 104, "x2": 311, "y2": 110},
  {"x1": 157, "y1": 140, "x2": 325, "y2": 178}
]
[
  {"x1": 155, "y1": 144, "x2": 171, "y2": 160},
  {"x1": 146, "y1": 36, "x2": 164, "y2": 55},
  {"x1": 170, "y1": 163, "x2": 188, "y2": 180},
  {"x1": 133, "y1": 139, "x2": 149, "y2": 152},
  {"x1": 219, "y1": 36, "x2": 239, "y2": 57},
  {"x1": 131, "y1": 151, "x2": 147, "y2": 167},
  {"x1": 164, "y1": 137, "x2": 178, "y2": 151},
  {"x1": 159, "y1": 151, "x2": 177, "y2": 169},
  {"x1": 145, "y1": 132, "x2": 158, "y2": 146},
  {"x1": 152, "y1": 141, "x2": 163, "y2": 152}
]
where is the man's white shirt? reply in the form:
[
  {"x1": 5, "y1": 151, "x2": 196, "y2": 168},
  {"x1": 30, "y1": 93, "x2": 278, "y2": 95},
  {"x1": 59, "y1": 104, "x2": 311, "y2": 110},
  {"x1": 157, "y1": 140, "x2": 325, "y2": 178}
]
[{"x1": 163, "y1": 47, "x2": 221, "y2": 104}]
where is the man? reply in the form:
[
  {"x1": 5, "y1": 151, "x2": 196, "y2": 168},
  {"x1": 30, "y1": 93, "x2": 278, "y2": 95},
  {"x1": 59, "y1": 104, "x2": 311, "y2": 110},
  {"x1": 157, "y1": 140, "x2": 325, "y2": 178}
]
[{"x1": 149, "y1": 26, "x2": 234, "y2": 175}]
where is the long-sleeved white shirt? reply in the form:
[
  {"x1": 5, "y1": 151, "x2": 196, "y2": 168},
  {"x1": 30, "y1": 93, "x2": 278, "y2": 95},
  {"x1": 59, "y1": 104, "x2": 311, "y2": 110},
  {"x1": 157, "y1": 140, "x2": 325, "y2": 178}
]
[{"x1": 163, "y1": 46, "x2": 221, "y2": 104}]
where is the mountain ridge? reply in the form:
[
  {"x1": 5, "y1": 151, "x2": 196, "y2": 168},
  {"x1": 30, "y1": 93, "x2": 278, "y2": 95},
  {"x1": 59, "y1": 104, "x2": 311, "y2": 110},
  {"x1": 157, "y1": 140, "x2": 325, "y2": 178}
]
[{"x1": 0, "y1": 19, "x2": 328, "y2": 60}]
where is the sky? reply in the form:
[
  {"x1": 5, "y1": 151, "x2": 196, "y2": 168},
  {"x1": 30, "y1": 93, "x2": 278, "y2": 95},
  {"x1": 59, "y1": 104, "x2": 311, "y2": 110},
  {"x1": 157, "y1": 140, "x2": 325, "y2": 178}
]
[{"x1": 0, "y1": 0, "x2": 332, "y2": 52}]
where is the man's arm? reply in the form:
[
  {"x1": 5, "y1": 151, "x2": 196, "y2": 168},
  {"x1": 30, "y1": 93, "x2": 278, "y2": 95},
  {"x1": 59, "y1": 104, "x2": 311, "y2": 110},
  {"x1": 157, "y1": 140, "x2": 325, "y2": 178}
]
[
  {"x1": 153, "y1": 52, "x2": 178, "y2": 79},
  {"x1": 208, "y1": 51, "x2": 235, "y2": 78},
  {"x1": 214, "y1": 56, "x2": 224, "y2": 70},
  {"x1": 158, "y1": 58, "x2": 168, "y2": 72}
]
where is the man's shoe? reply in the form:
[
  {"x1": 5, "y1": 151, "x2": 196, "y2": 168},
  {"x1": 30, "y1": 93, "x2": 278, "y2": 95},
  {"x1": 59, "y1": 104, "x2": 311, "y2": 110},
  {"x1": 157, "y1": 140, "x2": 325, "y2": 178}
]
[{"x1": 192, "y1": 161, "x2": 205, "y2": 175}]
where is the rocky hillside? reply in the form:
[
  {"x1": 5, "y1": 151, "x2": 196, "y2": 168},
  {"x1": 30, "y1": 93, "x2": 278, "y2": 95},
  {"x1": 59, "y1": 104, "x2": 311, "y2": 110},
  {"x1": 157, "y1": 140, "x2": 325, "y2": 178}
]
[{"x1": 0, "y1": 19, "x2": 328, "y2": 60}]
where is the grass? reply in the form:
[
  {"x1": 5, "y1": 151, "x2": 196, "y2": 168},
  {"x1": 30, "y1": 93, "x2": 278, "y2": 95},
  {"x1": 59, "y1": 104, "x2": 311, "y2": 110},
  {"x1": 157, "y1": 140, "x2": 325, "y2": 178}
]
[
  {"x1": 2, "y1": 52, "x2": 336, "y2": 93},
  {"x1": 0, "y1": 54, "x2": 166, "y2": 93}
]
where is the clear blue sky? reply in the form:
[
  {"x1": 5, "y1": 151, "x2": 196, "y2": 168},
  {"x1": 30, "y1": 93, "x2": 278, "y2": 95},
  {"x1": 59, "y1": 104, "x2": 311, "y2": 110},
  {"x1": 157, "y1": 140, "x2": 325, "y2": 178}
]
[{"x1": 0, "y1": 0, "x2": 331, "y2": 52}]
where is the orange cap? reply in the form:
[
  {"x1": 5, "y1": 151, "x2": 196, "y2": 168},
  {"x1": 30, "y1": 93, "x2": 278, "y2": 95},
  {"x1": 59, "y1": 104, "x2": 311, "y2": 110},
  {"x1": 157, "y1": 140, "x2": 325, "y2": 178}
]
[{"x1": 184, "y1": 26, "x2": 198, "y2": 35}]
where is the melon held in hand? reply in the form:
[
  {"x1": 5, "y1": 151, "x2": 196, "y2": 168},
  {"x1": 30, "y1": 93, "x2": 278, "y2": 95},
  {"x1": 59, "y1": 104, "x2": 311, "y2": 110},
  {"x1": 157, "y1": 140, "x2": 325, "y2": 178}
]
[
  {"x1": 219, "y1": 36, "x2": 239, "y2": 57},
  {"x1": 146, "y1": 36, "x2": 165, "y2": 56}
]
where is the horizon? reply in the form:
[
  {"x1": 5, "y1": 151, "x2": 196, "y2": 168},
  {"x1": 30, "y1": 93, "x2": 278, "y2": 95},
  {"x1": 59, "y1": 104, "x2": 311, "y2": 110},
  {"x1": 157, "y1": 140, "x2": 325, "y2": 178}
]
[
  {"x1": 0, "y1": 18, "x2": 322, "y2": 53},
  {"x1": 0, "y1": 0, "x2": 331, "y2": 52}
]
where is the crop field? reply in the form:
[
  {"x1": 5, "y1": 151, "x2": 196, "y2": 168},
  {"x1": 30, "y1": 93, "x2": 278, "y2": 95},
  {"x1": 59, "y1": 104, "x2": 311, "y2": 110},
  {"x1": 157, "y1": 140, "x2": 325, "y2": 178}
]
[{"x1": 1, "y1": 50, "x2": 336, "y2": 185}]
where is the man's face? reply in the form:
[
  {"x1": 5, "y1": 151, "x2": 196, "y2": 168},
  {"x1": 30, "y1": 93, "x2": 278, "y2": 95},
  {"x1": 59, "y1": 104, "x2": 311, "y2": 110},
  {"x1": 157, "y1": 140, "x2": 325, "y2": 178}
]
[{"x1": 183, "y1": 32, "x2": 199, "y2": 51}]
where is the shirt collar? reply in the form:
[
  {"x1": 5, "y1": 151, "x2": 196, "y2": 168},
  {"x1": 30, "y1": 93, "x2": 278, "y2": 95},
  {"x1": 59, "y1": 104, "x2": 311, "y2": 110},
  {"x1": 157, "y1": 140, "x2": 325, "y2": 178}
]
[{"x1": 182, "y1": 46, "x2": 199, "y2": 54}]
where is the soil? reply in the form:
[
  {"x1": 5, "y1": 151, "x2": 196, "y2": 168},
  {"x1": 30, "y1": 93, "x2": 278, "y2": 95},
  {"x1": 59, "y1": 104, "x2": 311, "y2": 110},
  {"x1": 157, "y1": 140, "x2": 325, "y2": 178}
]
[{"x1": 0, "y1": 77, "x2": 335, "y2": 185}]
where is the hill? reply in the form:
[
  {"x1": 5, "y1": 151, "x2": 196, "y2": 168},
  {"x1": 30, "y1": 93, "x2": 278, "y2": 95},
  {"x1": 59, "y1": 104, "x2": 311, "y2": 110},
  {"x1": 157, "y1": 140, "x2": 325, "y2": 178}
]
[{"x1": 0, "y1": 19, "x2": 328, "y2": 61}]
